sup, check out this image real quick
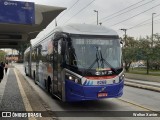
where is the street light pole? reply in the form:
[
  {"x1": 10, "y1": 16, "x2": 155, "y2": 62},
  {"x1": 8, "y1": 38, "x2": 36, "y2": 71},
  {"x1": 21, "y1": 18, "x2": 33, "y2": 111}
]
[
  {"x1": 147, "y1": 13, "x2": 156, "y2": 75},
  {"x1": 152, "y1": 13, "x2": 156, "y2": 48},
  {"x1": 120, "y1": 28, "x2": 127, "y2": 47},
  {"x1": 94, "y1": 10, "x2": 98, "y2": 25}
]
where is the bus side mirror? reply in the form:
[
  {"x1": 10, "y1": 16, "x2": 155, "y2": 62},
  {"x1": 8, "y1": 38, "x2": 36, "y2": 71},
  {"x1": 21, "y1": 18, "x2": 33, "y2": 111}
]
[{"x1": 120, "y1": 38, "x2": 123, "y2": 44}]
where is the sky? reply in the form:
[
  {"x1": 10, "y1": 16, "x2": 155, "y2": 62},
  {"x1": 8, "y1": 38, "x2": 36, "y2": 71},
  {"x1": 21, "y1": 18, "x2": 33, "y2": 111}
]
[{"x1": 12, "y1": 0, "x2": 160, "y2": 39}]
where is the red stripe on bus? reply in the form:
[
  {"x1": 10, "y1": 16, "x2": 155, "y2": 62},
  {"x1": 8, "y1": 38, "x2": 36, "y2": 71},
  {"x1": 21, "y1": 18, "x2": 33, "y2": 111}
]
[{"x1": 85, "y1": 75, "x2": 117, "y2": 80}]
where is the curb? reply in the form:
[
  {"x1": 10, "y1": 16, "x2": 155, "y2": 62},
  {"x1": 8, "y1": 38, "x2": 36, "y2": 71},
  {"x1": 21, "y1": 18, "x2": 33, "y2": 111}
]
[
  {"x1": 125, "y1": 79, "x2": 160, "y2": 88},
  {"x1": 125, "y1": 73, "x2": 160, "y2": 83},
  {"x1": 124, "y1": 82, "x2": 160, "y2": 92}
]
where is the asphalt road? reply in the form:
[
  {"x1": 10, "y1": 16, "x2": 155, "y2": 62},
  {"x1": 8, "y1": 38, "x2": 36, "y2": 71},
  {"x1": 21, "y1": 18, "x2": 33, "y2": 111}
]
[{"x1": 11, "y1": 63, "x2": 160, "y2": 120}]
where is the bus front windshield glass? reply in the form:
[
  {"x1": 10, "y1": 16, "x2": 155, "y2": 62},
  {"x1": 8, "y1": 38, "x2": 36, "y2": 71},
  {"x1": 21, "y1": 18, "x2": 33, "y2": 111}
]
[{"x1": 69, "y1": 36, "x2": 122, "y2": 69}]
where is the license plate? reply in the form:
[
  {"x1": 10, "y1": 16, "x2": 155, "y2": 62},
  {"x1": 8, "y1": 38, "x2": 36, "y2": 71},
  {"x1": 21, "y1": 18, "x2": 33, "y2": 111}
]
[{"x1": 98, "y1": 92, "x2": 108, "y2": 97}]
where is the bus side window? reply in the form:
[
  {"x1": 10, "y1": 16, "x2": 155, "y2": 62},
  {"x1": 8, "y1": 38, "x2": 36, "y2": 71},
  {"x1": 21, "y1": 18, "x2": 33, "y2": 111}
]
[
  {"x1": 46, "y1": 54, "x2": 50, "y2": 62},
  {"x1": 38, "y1": 45, "x2": 42, "y2": 60},
  {"x1": 31, "y1": 48, "x2": 36, "y2": 62},
  {"x1": 65, "y1": 48, "x2": 69, "y2": 65},
  {"x1": 68, "y1": 47, "x2": 76, "y2": 66},
  {"x1": 53, "y1": 41, "x2": 58, "y2": 68},
  {"x1": 36, "y1": 47, "x2": 39, "y2": 61},
  {"x1": 50, "y1": 55, "x2": 53, "y2": 61},
  {"x1": 46, "y1": 54, "x2": 53, "y2": 62},
  {"x1": 58, "y1": 39, "x2": 62, "y2": 64}
]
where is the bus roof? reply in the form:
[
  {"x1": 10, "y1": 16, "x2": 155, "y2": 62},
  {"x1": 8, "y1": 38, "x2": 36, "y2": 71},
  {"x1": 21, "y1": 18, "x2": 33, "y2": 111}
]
[
  {"x1": 24, "y1": 47, "x2": 30, "y2": 54},
  {"x1": 54, "y1": 24, "x2": 118, "y2": 36},
  {"x1": 25, "y1": 24, "x2": 119, "y2": 52}
]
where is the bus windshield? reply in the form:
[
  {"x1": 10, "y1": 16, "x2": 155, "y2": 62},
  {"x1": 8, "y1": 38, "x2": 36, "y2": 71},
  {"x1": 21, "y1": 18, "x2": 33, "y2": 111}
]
[{"x1": 68, "y1": 35, "x2": 122, "y2": 69}]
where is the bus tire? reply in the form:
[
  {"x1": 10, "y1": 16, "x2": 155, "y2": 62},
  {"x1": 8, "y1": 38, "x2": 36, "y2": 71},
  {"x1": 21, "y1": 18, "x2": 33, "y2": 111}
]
[
  {"x1": 33, "y1": 71, "x2": 37, "y2": 85},
  {"x1": 47, "y1": 77, "x2": 52, "y2": 93},
  {"x1": 25, "y1": 67, "x2": 28, "y2": 76}
]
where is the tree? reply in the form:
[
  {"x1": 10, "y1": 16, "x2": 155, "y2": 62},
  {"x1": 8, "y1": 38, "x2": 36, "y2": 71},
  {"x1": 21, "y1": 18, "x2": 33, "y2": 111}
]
[
  {"x1": 137, "y1": 37, "x2": 151, "y2": 74},
  {"x1": 151, "y1": 33, "x2": 160, "y2": 70},
  {"x1": 122, "y1": 33, "x2": 160, "y2": 73},
  {"x1": 16, "y1": 41, "x2": 30, "y2": 62},
  {"x1": 122, "y1": 36, "x2": 138, "y2": 72},
  {"x1": 0, "y1": 50, "x2": 6, "y2": 62}
]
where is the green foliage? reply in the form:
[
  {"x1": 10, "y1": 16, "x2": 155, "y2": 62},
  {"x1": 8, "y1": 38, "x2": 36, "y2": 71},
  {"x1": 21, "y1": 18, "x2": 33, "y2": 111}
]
[
  {"x1": 123, "y1": 33, "x2": 160, "y2": 73},
  {"x1": 122, "y1": 36, "x2": 139, "y2": 72},
  {"x1": 0, "y1": 50, "x2": 6, "y2": 62},
  {"x1": 16, "y1": 41, "x2": 30, "y2": 62},
  {"x1": 137, "y1": 38, "x2": 151, "y2": 60}
]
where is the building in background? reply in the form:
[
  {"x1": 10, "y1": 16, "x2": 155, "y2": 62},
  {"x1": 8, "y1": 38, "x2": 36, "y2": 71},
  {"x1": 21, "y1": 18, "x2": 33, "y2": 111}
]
[
  {"x1": 0, "y1": 49, "x2": 19, "y2": 62},
  {"x1": 5, "y1": 54, "x2": 19, "y2": 62}
]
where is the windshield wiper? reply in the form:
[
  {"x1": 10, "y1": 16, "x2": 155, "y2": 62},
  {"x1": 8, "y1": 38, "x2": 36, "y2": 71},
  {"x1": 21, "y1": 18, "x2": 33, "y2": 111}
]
[
  {"x1": 84, "y1": 47, "x2": 118, "y2": 75},
  {"x1": 83, "y1": 47, "x2": 100, "y2": 76},
  {"x1": 88, "y1": 47, "x2": 100, "y2": 69},
  {"x1": 99, "y1": 50, "x2": 118, "y2": 74}
]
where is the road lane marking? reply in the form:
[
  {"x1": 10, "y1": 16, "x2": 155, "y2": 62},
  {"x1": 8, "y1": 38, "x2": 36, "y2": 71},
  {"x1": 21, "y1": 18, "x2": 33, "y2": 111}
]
[
  {"x1": 14, "y1": 69, "x2": 37, "y2": 120},
  {"x1": 118, "y1": 98, "x2": 159, "y2": 113}
]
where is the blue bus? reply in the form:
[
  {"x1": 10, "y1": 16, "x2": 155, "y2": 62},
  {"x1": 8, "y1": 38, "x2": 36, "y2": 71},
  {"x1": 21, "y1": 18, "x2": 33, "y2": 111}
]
[{"x1": 24, "y1": 24, "x2": 124, "y2": 102}]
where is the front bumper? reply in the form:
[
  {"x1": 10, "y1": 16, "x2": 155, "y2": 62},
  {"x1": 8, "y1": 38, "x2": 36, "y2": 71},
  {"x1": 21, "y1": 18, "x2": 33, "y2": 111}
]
[{"x1": 65, "y1": 79, "x2": 124, "y2": 102}]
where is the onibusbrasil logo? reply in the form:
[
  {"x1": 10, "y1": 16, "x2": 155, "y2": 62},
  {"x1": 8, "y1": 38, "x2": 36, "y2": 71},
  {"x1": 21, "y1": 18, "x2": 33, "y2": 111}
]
[{"x1": 1, "y1": 112, "x2": 42, "y2": 118}]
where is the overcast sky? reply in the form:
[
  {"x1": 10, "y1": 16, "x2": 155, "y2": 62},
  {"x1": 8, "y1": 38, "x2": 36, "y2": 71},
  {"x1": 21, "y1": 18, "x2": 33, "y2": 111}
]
[{"x1": 13, "y1": 0, "x2": 160, "y2": 39}]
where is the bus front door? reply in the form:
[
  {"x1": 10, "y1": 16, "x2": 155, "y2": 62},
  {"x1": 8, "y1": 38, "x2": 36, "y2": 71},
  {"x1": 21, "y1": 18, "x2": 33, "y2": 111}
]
[{"x1": 53, "y1": 39, "x2": 63, "y2": 99}]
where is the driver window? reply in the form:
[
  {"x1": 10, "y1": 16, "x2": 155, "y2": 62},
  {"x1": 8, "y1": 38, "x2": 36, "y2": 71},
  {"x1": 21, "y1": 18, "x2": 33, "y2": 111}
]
[
  {"x1": 58, "y1": 39, "x2": 62, "y2": 65},
  {"x1": 69, "y1": 47, "x2": 77, "y2": 66}
]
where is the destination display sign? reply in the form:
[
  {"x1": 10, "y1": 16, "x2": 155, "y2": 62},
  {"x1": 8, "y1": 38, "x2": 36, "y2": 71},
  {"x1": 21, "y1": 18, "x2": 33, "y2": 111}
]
[{"x1": 0, "y1": 0, "x2": 35, "y2": 24}]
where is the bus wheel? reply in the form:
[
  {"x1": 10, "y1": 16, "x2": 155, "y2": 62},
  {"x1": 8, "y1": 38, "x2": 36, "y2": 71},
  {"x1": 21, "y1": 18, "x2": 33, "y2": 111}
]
[
  {"x1": 25, "y1": 67, "x2": 28, "y2": 76},
  {"x1": 47, "y1": 77, "x2": 52, "y2": 94},
  {"x1": 33, "y1": 71, "x2": 37, "y2": 85}
]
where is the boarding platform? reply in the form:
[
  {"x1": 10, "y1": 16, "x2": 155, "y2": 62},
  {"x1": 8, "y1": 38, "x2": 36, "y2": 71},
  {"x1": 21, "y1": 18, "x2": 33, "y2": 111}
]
[{"x1": 0, "y1": 65, "x2": 55, "y2": 119}]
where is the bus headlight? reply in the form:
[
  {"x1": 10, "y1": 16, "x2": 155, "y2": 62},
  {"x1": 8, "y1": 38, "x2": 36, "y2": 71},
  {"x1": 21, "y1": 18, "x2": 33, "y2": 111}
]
[
  {"x1": 69, "y1": 76, "x2": 73, "y2": 80},
  {"x1": 119, "y1": 74, "x2": 125, "y2": 81},
  {"x1": 65, "y1": 73, "x2": 81, "y2": 84}
]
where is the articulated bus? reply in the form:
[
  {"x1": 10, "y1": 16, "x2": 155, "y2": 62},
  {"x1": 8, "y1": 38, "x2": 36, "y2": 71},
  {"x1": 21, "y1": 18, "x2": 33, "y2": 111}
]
[{"x1": 24, "y1": 24, "x2": 124, "y2": 102}]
